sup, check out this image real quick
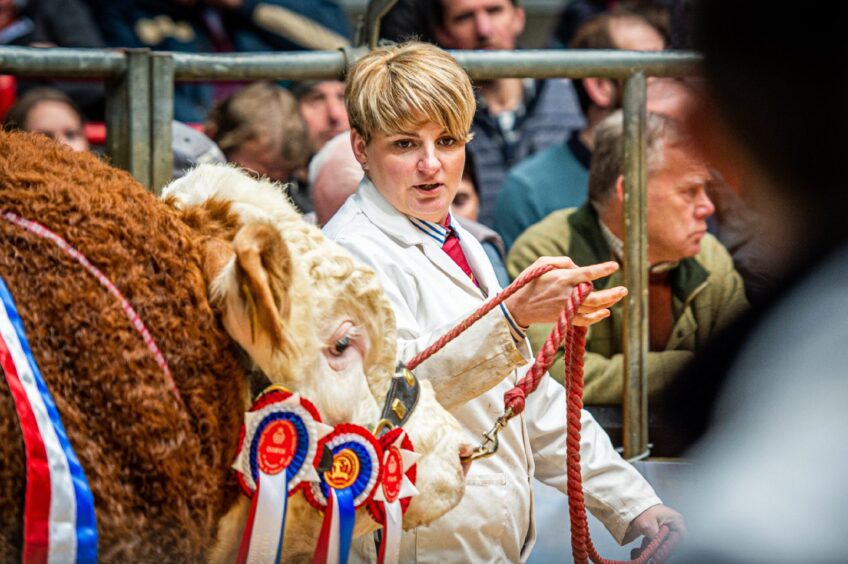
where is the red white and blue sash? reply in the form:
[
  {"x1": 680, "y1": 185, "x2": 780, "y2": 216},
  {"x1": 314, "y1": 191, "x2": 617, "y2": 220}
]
[{"x1": 0, "y1": 275, "x2": 98, "y2": 563}]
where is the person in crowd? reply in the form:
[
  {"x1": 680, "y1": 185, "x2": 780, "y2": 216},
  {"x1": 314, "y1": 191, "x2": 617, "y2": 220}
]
[
  {"x1": 1, "y1": 0, "x2": 105, "y2": 120},
  {"x1": 548, "y1": 0, "x2": 673, "y2": 48},
  {"x1": 451, "y1": 165, "x2": 480, "y2": 223},
  {"x1": 495, "y1": 10, "x2": 665, "y2": 250},
  {"x1": 429, "y1": 0, "x2": 585, "y2": 227},
  {"x1": 307, "y1": 130, "x2": 359, "y2": 226},
  {"x1": 507, "y1": 110, "x2": 747, "y2": 418},
  {"x1": 4, "y1": 87, "x2": 89, "y2": 152},
  {"x1": 323, "y1": 41, "x2": 683, "y2": 562},
  {"x1": 204, "y1": 81, "x2": 312, "y2": 212},
  {"x1": 660, "y1": 1, "x2": 848, "y2": 560},
  {"x1": 87, "y1": 0, "x2": 349, "y2": 122},
  {"x1": 170, "y1": 120, "x2": 225, "y2": 180},
  {"x1": 378, "y1": 0, "x2": 437, "y2": 44},
  {"x1": 88, "y1": 0, "x2": 219, "y2": 122},
  {"x1": 637, "y1": 76, "x2": 774, "y2": 304},
  {"x1": 224, "y1": 0, "x2": 350, "y2": 52},
  {"x1": 292, "y1": 80, "x2": 350, "y2": 154}
]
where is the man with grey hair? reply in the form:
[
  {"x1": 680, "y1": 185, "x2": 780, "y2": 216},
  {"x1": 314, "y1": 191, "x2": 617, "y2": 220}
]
[
  {"x1": 306, "y1": 130, "x2": 361, "y2": 226},
  {"x1": 506, "y1": 110, "x2": 747, "y2": 450}
]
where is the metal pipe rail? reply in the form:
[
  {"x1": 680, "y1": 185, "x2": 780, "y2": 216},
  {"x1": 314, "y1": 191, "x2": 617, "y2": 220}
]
[
  {"x1": 167, "y1": 49, "x2": 699, "y2": 81},
  {"x1": 0, "y1": 44, "x2": 701, "y2": 459},
  {"x1": 0, "y1": 46, "x2": 126, "y2": 77}
]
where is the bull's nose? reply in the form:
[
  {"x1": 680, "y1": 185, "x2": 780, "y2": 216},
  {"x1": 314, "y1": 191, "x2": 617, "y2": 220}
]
[{"x1": 459, "y1": 444, "x2": 474, "y2": 476}]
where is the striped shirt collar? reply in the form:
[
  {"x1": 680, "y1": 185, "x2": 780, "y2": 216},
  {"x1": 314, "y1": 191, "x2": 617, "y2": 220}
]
[
  {"x1": 599, "y1": 218, "x2": 679, "y2": 273},
  {"x1": 408, "y1": 213, "x2": 461, "y2": 246}
]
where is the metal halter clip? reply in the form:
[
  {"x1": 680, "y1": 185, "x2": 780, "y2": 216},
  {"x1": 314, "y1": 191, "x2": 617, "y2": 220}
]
[{"x1": 461, "y1": 408, "x2": 513, "y2": 462}]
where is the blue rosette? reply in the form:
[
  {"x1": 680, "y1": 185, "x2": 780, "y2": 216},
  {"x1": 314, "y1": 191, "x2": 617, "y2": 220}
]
[
  {"x1": 232, "y1": 387, "x2": 332, "y2": 564},
  {"x1": 307, "y1": 424, "x2": 383, "y2": 564},
  {"x1": 233, "y1": 387, "x2": 329, "y2": 496}
]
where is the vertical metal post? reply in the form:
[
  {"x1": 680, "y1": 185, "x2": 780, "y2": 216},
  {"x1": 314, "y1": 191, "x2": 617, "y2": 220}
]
[
  {"x1": 105, "y1": 49, "x2": 151, "y2": 188},
  {"x1": 150, "y1": 52, "x2": 174, "y2": 195},
  {"x1": 621, "y1": 72, "x2": 649, "y2": 459}
]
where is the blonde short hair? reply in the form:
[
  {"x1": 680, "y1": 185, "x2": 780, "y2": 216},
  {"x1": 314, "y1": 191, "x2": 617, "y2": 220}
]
[{"x1": 345, "y1": 42, "x2": 475, "y2": 144}]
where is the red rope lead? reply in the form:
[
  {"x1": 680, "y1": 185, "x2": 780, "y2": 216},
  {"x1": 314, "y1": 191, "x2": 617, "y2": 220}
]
[{"x1": 405, "y1": 265, "x2": 679, "y2": 563}]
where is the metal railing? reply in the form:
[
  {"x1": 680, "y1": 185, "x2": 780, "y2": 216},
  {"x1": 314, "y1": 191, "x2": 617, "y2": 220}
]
[{"x1": 0, "y1": 44, "x2": 700, "y2": 459}]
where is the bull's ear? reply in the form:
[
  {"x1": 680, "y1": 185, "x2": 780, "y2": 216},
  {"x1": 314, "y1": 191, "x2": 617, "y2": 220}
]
[{"x1": 232, "y1": 222, "x2": 293, "y2": 353}]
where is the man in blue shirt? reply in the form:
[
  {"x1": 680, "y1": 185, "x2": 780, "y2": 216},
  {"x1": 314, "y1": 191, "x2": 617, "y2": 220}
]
[{"x1": 494, "y1": 10, "x2": 664, "y2": 250}]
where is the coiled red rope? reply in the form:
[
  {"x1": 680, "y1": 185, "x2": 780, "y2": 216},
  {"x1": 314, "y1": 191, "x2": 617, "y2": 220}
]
[{"x1": 405, "y1": 264, "x2": 680, "y2": 563}]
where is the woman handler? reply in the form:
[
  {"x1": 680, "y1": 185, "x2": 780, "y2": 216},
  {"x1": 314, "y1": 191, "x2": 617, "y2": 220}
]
[{"x1": 323, "y1": 41, "x2": 683, "y2": 561}]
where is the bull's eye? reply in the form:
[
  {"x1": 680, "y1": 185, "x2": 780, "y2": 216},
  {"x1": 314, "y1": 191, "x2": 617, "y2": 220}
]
[{"x1": 332, "y1": 335, "x2": 351, "y2": 356}]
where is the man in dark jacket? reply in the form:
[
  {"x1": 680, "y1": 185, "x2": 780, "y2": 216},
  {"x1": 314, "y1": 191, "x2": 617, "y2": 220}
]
[{"x1": 430, "y1": 0, "x2": 585, "y2": 227}]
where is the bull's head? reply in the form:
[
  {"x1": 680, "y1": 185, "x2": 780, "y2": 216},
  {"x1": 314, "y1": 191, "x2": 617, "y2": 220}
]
[{"x1": 164, "y1": 165, "x2": 471, "y2": 559}]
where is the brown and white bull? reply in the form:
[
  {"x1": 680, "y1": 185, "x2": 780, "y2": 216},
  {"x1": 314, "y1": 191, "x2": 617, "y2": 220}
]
[{"x1": 0, "y1": 131, "x2": 468, "y2": 562}]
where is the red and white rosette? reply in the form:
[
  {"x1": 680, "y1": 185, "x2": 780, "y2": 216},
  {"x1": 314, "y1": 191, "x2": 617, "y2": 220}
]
[
  {"x1": 366, "y1": 429, "x2": 420, "y2": 564},
  {"x1": 232, "y1": 387, "x2": 332, "y2": 564},
  {"x1": 306, "y1": 424, "x2": 383, "y2": 564}
]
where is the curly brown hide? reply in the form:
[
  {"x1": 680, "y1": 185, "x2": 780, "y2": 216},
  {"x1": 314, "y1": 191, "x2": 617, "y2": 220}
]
[{"x1": 0, "y1": 132, "x2": 246, "y2": 561}]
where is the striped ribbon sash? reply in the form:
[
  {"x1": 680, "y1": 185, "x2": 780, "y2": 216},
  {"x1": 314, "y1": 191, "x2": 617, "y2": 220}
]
[{"x1": 0, "y1": 275, "x2": 98, "y2": 563}]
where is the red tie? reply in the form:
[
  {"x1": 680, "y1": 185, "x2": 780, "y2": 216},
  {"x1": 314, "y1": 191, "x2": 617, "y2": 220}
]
[{"x1": 441, "y1": 218, "x2": 476, "y2": 284}]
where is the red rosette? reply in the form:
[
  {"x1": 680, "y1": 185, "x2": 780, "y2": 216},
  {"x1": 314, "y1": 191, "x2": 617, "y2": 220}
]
[
  {"x1": 234, "y1": 386, "x2": 325, "y2": 498},
  {"x1": 366, "y1": 428, "x2": 418, "y2": 524},
  {"x1": 304, "y1": 423, "x2": 383, "y2": 511}
]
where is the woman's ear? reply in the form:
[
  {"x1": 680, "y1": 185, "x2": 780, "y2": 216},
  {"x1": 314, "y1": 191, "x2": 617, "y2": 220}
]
[{"x1": 350, "y1": 129, "x2": 368, "y2": 166}]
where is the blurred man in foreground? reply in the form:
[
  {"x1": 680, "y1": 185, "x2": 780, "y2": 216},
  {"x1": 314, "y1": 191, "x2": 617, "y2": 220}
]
[{"x1": 665, "y1": 2, "x2": 848, "y2": 561}]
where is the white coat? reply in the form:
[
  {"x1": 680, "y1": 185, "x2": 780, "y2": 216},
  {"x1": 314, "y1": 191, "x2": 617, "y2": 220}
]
[{"x1": 323, "y1": 178, "x2": 661, "y2": 563}]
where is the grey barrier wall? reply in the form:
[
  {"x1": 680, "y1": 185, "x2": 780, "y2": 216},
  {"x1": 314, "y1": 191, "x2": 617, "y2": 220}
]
[{"x1": 0, "y1": 45, "x2": 700, "y2": 459}]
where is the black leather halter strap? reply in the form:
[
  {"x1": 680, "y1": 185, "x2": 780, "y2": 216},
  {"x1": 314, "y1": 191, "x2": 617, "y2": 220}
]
[{"x1": 374, "y1": 363, "x2": 420, "y2": 437}]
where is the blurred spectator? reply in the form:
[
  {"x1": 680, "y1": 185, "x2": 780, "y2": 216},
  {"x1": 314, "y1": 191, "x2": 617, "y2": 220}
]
[
  {"x1": 658, "y1": 1, "x2": 848, "y2": 561},
  {"x1": 495, "y1": 10, "x2": 664, "y2": 250},
  {"x1": 308, "y1": 130, "x2": 359, "y2": 226},
  {"x1": 548, "y1": 0, "x2": 673, "y2": 48},
  {"x1": 171, "y1": 120, "x2": 225, "y2": 180},
  {"x1": 87, "y1": 0, "x2": 350, "y2": 122},
  {"x1": 226, "y1": 0, "x2": 350, "y2": 52},
  {"x1": 507, "y1": 111, "x2": 747, "y2": 453},
  {"x1": 205, "y1": 81, "x2": 311, "y2": 211},
  {"x1": 641, "y1": 76, "x2": 774, "y2": 303},
  {"x1": 88, "y1": 0, "x2": 217, "y2": 122},
  {"x1": 4, "y1": 87, "x2": 89, "y2": 152},
  {"x1": 430, "y1": 0, "x2": 585, "y2": 227},
  {"x1": 1, "y1": 0, "x2": 106, "y2": 119},
  {"x1": 378, "y1": 0, "x2": 437, "y2": 44},
  {"x1": 292, "y1": 80, "x2": 349, "y2": 153},
  {"x1": 452, "y1": 170, "x2": 480, "y2": 223}
]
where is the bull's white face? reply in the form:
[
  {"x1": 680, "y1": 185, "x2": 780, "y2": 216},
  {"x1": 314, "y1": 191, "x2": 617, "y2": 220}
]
[{"x1": 311, "y1": 316, "x2": 376, "y2": 424}]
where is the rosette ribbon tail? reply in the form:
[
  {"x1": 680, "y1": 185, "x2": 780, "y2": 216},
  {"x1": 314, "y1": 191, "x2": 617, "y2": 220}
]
[
  {"x1": 377, "y1": 500, "x2": 402, "y2": 564},
  {"x1": 237, "y1": 469, "x2": 288, "y2": 564},
  {"x1": 313, "y1": 487, "x2": 355, "y2": 564}
]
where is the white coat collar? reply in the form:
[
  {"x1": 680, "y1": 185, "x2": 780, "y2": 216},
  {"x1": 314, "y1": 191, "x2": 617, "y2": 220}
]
[{"x1": 354, "y1": 177, "x2": 494, "y2": 297}]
